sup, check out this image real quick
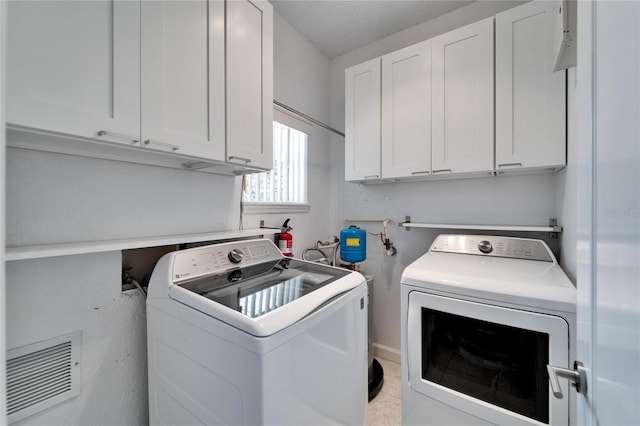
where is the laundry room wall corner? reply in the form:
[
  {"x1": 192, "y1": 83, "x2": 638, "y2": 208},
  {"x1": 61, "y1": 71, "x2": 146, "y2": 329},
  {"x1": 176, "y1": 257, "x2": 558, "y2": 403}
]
[
  {"x1": 241, "y1": 12, "x2": 334, "y2": 256},
  {"x1": 556, "y1": 68, "x2": 578, "y2": 284}
]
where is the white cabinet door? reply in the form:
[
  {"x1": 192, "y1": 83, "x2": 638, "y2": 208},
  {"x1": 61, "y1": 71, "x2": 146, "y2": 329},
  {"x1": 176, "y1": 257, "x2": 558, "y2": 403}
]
[
  {"x1": 432, "y1": 18, "x2": 494, "y2": 176},
  {"x1": 7, "y1": 0, "x2": 140, "y2": 146},
  {"x1": 381, "y1": 40, "x2": 431, "y2": 179},
  {"x1": 345, "y1": 58, "x2": 381, "y2": 182},
  {"x1": 496, "y1": 1, "x2": 566, "y2": 172},
  {"x1": 141, "y1": 0, "x2": 225, "y2": 160},
  {"x1": 226, "y1": 0, "x2": 273, "y2": 170}
]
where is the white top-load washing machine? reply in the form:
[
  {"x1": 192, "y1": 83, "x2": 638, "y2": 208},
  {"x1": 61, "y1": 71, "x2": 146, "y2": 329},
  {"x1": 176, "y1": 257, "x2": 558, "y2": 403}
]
[
  {"x1": 147, "y1": 238, "x2": 368, "y2": 425},
  {"x1": 401, "y1": 234, "x2": 577, "y2": 426}
]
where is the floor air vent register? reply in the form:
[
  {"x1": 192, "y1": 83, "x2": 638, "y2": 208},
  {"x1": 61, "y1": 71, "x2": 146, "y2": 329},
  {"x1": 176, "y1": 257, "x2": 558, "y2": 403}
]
[{"x1": 6, "y1": 331, "x2": 81, "y2": 424}]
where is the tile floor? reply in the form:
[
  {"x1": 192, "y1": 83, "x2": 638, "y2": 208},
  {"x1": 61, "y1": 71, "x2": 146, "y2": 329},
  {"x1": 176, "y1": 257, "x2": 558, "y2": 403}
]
[{"x1": 367, "y1": 358, "x2": 402, "y2": 426}]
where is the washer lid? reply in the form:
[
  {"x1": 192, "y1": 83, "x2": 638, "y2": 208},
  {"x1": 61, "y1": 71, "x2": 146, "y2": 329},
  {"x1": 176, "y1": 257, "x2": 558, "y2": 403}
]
[
  {"x1": 169, "y1": 258, "x2": 365, "y2": 337},
  {"x1": 401, "y1": 235, "x2": 576, "y2": 313}
]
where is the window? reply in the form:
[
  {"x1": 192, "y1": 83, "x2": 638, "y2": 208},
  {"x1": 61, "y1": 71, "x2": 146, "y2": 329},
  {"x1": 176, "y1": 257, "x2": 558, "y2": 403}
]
[{"x1": 242, "y1": 109, "x2": 310, "y2": 213}]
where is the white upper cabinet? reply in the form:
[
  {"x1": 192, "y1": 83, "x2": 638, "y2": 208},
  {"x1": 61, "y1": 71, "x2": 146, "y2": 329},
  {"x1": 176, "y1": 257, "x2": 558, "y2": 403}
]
[
  {"x1": 7, "y1": 0, "x2": 140, "y2": 146},
  {"x1": 345, "y1": 58, "x2": 381, "y2": 182},
  {"x1": 226, "y1": 0, "x2": 273, "y2": 170},
  {"x1": 141, "y1": 0, "x2": 225, "y2": 160},
  {"x1": 7, "y1": 0, "x2": 273, "y2": 174},
  {"x1": 381, "y1": 40, "x2": 432, "y2": 179},
  {"x1": 431, "y1": 17, "x2": 494, "y2": 176},
  {"x1": 495, "y1": 1, "x2": 566, "y2": 173}
]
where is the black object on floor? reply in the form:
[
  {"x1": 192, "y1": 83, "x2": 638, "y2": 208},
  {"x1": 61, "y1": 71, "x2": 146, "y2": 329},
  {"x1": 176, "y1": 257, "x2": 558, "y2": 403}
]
[{"x1": 368, "y1": 358, "x2": 384, "y2": 402}]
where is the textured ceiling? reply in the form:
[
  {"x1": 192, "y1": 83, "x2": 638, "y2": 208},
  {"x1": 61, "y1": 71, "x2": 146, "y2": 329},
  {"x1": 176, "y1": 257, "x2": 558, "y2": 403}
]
[{"x1": 270, "y1": 0, "x2": 474, "y2": 59}]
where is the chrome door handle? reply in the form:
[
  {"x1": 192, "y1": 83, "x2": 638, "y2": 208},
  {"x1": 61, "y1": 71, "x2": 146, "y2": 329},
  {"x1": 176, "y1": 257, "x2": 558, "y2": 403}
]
[
  {"x1": 432, "y1": 169, "x2": 452, "y2": 174},
  {"x1": 97, "y1": 130, "x2": 139, "y2": 144},
  {"x1": 498, "y1": 162, "x2": 523, "y2": 168},
  {"x1": 364, "y1": 174, "x2": 379, "y2": 179},
  {"x1": 228, "y1": 156, "x2": 252, "y2": 164},
  {"x1": 143, "y1": 139, "x2": 179, "y2": 152},
  {"x1": 547, "y1": 361, "x2": 587, "y2": 399},
  {"x1": 411, "y1": 171, "x2": 430, "y2": 175}
]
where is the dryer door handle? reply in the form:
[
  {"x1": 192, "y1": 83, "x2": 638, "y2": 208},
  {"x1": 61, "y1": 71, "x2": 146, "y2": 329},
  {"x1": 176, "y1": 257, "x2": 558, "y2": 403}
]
[{"x1": 547, "y1": 361, "x2": 587, "y2": 399}]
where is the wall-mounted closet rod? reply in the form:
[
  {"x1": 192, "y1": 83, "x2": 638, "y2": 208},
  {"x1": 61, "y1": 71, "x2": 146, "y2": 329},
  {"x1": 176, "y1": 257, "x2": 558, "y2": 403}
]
[{"x1": 274, "y1": 99, "x2": 345, "y2": 138}]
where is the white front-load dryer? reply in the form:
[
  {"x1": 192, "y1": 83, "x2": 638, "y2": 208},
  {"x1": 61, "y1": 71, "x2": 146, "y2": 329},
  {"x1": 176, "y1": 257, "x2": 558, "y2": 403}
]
[
  {"x1": 146, "y1": 239, "x2": 368, "y2": 425},
  {"x1": 400, "y1": 234, "x2": 577, "y2": 426}
]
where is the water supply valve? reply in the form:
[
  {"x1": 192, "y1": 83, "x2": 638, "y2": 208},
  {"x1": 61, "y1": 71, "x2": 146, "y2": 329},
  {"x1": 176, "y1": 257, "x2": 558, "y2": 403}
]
[
  {"x1": 383, "y1": 237, "x2": 397, "y2": 256},
  {"x1": 380, "y1": 219, "x2": 397, "y2": 256}
]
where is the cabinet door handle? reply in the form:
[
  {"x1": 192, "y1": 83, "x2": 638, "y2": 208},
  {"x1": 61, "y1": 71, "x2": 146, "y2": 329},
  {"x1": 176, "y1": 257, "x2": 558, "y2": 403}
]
[
  {"x1": 432, "y1": 169, "x2": 452, "y2": 174},
  {"x1": 228, "y1": 156, "x2": 252, "y2": 164},
  {"x1": 97, "y1": 130, "x2": 139, "y2": 144},
  {"x1": 364, "y1": 174, "x2": 379, "y2": 179},
  {"x1": 498, "y1": 162, "x2": 523, "y2": 168},
  {"x1": 143, "y1": 139, "x2": 179, "y2": 152},
  {"x1": 411, "y1": 170, "x2": 430, "y2": 175}
]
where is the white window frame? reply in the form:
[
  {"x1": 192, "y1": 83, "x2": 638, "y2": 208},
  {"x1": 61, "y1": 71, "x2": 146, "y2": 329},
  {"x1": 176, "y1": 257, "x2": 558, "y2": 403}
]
[{"x1": 242, "y1": 107, "x2": 312, "y2": 214}]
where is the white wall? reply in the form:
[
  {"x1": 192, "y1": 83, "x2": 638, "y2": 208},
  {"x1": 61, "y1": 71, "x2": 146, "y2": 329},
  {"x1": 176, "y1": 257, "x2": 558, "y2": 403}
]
[
  {"x1": 4, "y1": 11, "x2": 332, "y2": 425},
  {"x1": 328, "y1": 0, "x2": 570, "y2": 361},
  {"x1": 7, "y1": 253, "x2": 147, "y2": 426},
  {"x1": 6, "y1": 148, "x2": 240, "y2": 246}
]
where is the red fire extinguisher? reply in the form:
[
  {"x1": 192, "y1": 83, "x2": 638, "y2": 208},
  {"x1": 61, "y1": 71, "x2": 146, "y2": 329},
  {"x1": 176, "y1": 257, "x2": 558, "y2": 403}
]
[{"x1": 278, "y1": 218, "x2": 293, "y2": 257}]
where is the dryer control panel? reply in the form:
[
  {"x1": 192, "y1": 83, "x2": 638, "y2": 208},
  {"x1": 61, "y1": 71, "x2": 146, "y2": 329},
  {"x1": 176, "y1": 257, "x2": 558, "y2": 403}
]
[{"x1": 430, "y1": 235, "x2": 554, "y2": 262}]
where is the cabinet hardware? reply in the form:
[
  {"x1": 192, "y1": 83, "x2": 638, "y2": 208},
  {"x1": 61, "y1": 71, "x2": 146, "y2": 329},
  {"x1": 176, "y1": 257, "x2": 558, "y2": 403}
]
[
  {"x1": 547, "y1": 361, "x2": 587, "y2": 399},
  {"x1": 498, "y1": 162, "x2": 523, "y2": 168},
  {"x1": 97, "y1": 130, "x2": 139, "y2": 144},
  {"x1": 411, "y1": 171, "x2": 430, "y2": 175},
  {"x1": 432, "y1": 169, "x2": 452, "y2": 174},
  {"x1": 228, "y1": 156, "x2": 252, "y2": 164},
  {"x1": 143, "y1": 139, "x2": 179, "y2": 152},
  {"x1": 364, "y1": 174, "x2": 379, "y2": 179}
]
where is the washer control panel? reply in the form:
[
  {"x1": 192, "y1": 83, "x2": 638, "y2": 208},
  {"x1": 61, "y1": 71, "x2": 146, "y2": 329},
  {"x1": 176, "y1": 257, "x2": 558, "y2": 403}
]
[
  {"x1": 430, "y1": 235, "x2": 554, "y2": 262},
  {"x1": 172, "y1": 239, "x2": 283, "y2": 282}
]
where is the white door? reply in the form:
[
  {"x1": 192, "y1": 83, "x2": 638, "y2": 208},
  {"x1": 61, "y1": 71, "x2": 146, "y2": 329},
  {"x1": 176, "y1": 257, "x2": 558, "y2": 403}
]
[
  {"x1": 226, "y1": 0, "x2": 273, "y2": 170},
  {"x1": 345, "y1": 58, "x2": 381, "y2": 181},
  {"x1": 431, "y1": 17, "x2": 494, "y2": 176},
  {"x1": 141, "y1": 0, "x2": 225, "y2": 160},
  {"x1": 495, "y1": 0, "x2": 566, "y2": 172},
  {"x1": 6, "y1": 0, "x2": 140, "y2": 145},
  {"x1": 381, "y1": 40, "x2": 431, "y2": 179},
  {"x1": 574, "y1": 1, "x2": 640, "y2": 425}
]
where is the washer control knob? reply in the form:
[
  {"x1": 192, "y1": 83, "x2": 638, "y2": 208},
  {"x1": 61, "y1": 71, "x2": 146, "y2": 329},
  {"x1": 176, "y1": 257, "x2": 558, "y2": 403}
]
[
  {"x1": 478, "y1": 240, "x2": 493, "y2": 254},
  {"x1": 228, "y1": 248, "x2": 244, "y2": 264}
]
